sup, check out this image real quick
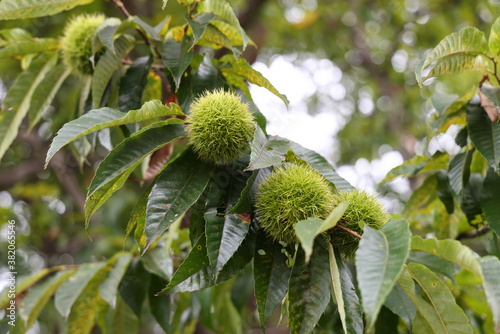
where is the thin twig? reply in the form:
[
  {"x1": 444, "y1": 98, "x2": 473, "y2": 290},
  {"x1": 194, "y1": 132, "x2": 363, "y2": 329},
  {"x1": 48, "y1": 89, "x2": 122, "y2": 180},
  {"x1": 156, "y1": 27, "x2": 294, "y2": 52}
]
[
  {"x1": 479, "y1": 75, "x2": 490, "y2": 88},
  {"x1": 488, "y1": 56, "x2": 500, "y2": 85},
  {"x1": 110, "y1": 0, "x2": 131, "y2": 17},
  {"x1": 110, "y1": 0, "x2": 163, "y2": 59},
  {"x1": 188, "y1": 0, "x2": 201, "y2": 18},
  {"x1": 456, "y1": 225, "x2": 491, "y2": 240},
  {"x1": 336, "y1": 224, "x2": 363, "y2": 239}
]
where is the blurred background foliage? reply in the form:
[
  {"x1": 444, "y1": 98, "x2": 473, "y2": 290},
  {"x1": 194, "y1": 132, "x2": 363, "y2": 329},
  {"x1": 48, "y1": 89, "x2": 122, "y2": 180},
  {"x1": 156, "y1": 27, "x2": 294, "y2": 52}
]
[{"x1": 1, "y1": 0, "x2": 500, "y2": 332}]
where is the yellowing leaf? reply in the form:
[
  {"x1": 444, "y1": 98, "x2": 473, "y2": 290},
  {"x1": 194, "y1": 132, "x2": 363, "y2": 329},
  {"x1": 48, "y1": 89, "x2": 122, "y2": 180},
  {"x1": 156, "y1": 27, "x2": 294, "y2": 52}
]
[{"x1": 219, "y1": 55, "x2": 288, "y2": 106}]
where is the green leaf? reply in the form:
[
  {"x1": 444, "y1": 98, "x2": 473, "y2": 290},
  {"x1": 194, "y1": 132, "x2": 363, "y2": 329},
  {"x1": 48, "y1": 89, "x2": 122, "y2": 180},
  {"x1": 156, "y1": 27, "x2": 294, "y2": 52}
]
[
  {"x1": 481, "y1": 168, "x2": 500, "y2": 236},
  {"x1": 99, "y1": 252, "x2": 133, "y2": 308},
  {"x1": 380, "y1": 155, "x2": 429, "y2": 184},
  {"x1": 125, "y1": 182, "x2": 155, "y2": 251},
  {"x1": 328, "y1": 244, "x2": 364, "y2": 334},
  {"x1": 406, "y1": 263, "x2": 473, "y2": 334},
  {"x1": 17, "y1": 269, "x2": 76, "y2": 331},
  {"x1": 54, "y1": 262, "x2": 107, "y2": 318},
  {"x1": 118, "y1": 260, "x2": 150, "y2": 316},
  {"x1": 85, "y1": 169, "x2": 139, "y2": 230},
  {"x1": 295, "y1": 202, "x2": 349, "y2": 263},
  {"x1": 288, "y1": 238, "x2": 332, "y2": 334},
  {"x1": 355, "y1": 219, "x2": 411, "y2": 330},
  {"x1": 214, "y1": 219, "x2": 256, "y2": 282},
  {"x1": 384, "y1": 283, "x2": 416, "y2": 330},
  {"x1": 479, "y1": 256, "x2": 500, "y2": 332},
  {"x1": 228, "y1": 170, "x2": 258, "y2": 214},
  {"x1": 210, "y1": 282, "x2": 244, "y2": 334},
  {"x1": 162, "y1": 233, "x2": 210, "y2": 293},
  {"x1": 461, "y1": 173, "x2": 485, "y2": 224},
  {"x1": 92, "y1": 35, "x2": 134, "y2": 108},
  {"x1": 219, "y1": 54, "x2": 288, "y2": 106},
  {"x1": 166, "y1": 221, "x2": 257, "y2": 294},
  {"x1": 414, "y1": 58, "x2": 425, "y2": 87},
  {"x1": 185, "y1": 12, "x2": 215, "y2": 47},
  {"x1": 254, "y1": 230, "x2": 291, "y2": 328},
  {"x1": 448, "y1": 150, "x2": 473, "y2": 197},
  {"x1": 419, "y1": 27, "x2": 491, "y2": 84},
  {"x1": 245, "y1": 124, "x2": 285, "y2": 171},
  {"x1": 397, "y1": 269, "x2": 435, "y2": 332},
  {"x1": 408, "y1": 251, "x2": 458, "y2": 281},
  {"x1": 141, "y1": 246, "x2": 173, "y2": 280},
  {"x1": 431, "y1": 91, "x2": 475, "y2": 133},
  {"x1": 0, "y1": 0, "x2": 95, "y2": 20},
  {"x1": 489, "y1": 16, "x2": 500, "y2": 56},
  {"x1": 295, "y1": 218, "x2": 324, "y2": 263},
  {"x1": 211, "y1": 20, "x2": 249, "y2": 48},
  {"x1": 317, "y1": 202, "x2": 349, "y2": 233},
  {"x1": 0, "y1": 268, "x2": 52, "y2": 308},
  {"x1": 95, "y1": 17, "x2": 135, "y2": 53},
  {"x1": 94, "y1": 17, "x2": 120, "y2": 51},
  {"x1": 288, "y1": 141, "x2": 354, "y2": 191},
  {"x1": 46, "y1": 99, "x2": 183, "y2": 166},
  {"x1": 149, "y1": 275, "x2": 171, "y2": 332},
  {"x1": 108, "y1": 295, "x2": 140, "y2": 333},
  {"x1": 67, "y1": 267, "x2": 111, "y2": 334},
  {"x1": 88, "y1": 122, "x2": 184, "y2": 198},
  {"x1": 410, "y1": 236, "x2": 482, "y2": 277},
  {"x1": 205, "y1": 210, "x2": 250, "y2": 278},
  {"x1": 85, "y1": 121, "x2": 184, "y2": 225},
  {"x1": 374, "y1": 307, "x2": 399, "y2": 334},
  {"x1": 145, "y1": 149, "x2": 214, "y2": 250},
  {"x1": 191, "y1": 52, "x2": 224, "y2": 97},
  {"x1": 0, "y1": 53, "x2": 57, "y2": 161},
  {"x1": 431, "y1": 91, "x2": 461, "y2": 115},
  {"x1": 402, "y1": 175, "x2": 438, "y2": 219},
  {"x1": 0, "y1": 28, "x2": 32, "y2": 41},
  {"x1": 28, "y1": 66, "x2": 71, "y2": 131},
  {"x1": 0, "y1": 38, "x2": 59, "y2": 57},
  {"x1": 200, "y1": 0, "x2": 249, "y2": 49},
  {"x1": 436, "y1": 171, "x2": 455, "y2": 215},
  {"x1": 199, "y1": 24, "x2": 233, "y2": 51},
  {"x1": 425, "y1": 53, "x2": 491, "y2": 82},
  {"x1": 118, "y1": 56, "x2": 152, "y2": 112},
  {"x1": 134, "y1": 16, "x2": 162, "y2": 41},
  {"x1": 162, "y1": 36, "x2": 193, "y2": 91},
  {"x1": 397, "y1": 267, "x2": 467, "y2": 334}
]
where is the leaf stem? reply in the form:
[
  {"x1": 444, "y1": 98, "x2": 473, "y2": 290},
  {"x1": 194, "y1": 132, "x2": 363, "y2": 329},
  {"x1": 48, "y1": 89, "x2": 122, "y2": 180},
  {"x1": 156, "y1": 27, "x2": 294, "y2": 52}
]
[
  {"x1": 489, "y1": 56, "x2": 500, "y2": 85},
  {"x1": 336, "y1": 224, "x2": 363, "y2": 239},
  {"x1": 456, "y1": 225, "x2": 490, "y2": 240},
  {"x1": 188, "y1": 0, "x2": 201, "y2": 18}
]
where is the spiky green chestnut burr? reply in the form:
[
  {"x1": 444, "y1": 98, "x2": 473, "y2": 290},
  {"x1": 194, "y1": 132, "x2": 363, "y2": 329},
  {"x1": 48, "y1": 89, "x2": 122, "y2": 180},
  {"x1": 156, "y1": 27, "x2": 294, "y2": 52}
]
[
  {"x1": 61, "y1": 14, "x2": 105, "y2": 76},
  {"x1": 186, "y1": 89, "x2": 255, "y2": 164},
  {"x1": 330, "y1": 190, "x2": 389, "y2": 258},
  {"x1": 255, "y1": 164, "x2": 336, "y2": 244}
]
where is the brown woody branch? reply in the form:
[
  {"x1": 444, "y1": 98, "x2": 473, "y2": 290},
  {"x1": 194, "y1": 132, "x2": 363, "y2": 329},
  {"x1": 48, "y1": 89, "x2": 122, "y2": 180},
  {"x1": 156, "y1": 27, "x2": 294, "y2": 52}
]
[
  {"x1": 456, "y1": 225, "x2": 491, "y2": 240},
  {"x1": 336, "y1": 224, "x2": 363, "y2": 239}
]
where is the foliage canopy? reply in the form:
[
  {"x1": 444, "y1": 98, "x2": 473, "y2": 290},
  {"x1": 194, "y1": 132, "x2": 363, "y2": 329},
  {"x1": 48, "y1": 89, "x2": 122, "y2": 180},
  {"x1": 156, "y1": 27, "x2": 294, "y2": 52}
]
[{"x1": 0, "y1": 1, "x2": 500, "y2": 334}]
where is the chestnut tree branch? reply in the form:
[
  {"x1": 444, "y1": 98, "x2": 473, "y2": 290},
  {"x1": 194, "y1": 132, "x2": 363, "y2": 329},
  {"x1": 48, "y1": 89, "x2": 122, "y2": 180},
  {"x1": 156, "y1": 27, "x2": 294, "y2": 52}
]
[
  {"x1": 456, "y1": 225, "x2": 491, "y2": 240},
  {"x1": 336, "y1": 224, "x2": 363, "y2": 239}
]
